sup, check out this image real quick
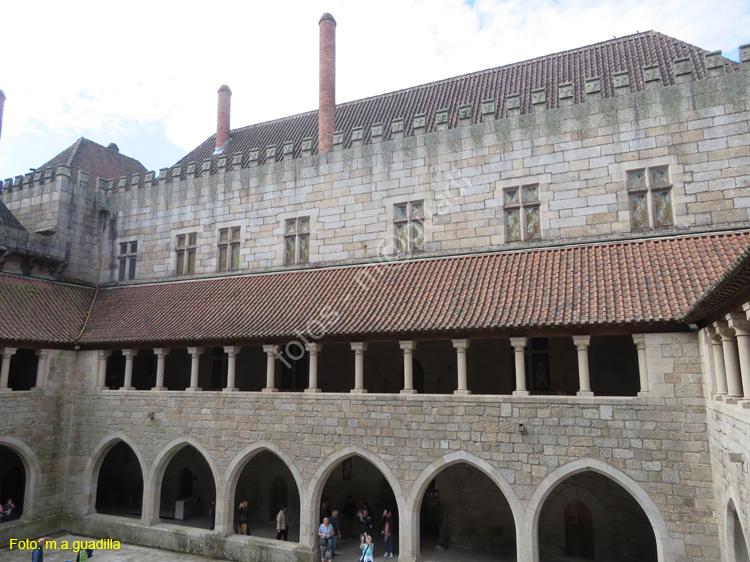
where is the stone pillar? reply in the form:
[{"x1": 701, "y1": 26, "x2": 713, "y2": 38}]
[
  {"x1": 715, "y1": 321, "x2": 743, "y2": 401},
  {"x1": 305, "y1": 343, "x2": 322, "y2": 393},
  {"x1": 350, "y1": 342, "x2": 367, "y2": 393},
  {"x1": 34, "y1": 349, "x2": 50, "y2": 389},
  {"x1": 709, "y1": 330, "x2": 729, "y2": 398},
  {"x1": 186, "y1": 347, "x2": 204, "y2": 391},
  {"x1": 121, "y1": 349, "x2": 135, "y2": 390},
  {"x1": 262, "y1": 345, "x2": 279, "y2": 392},
  {"x1": 452, "y1": 339, "x2": 470, "y2": 395},
  {"x1": 728, "y1": 312, "x2": 750, "y2": 407},
  {"x1": 0, "y1": 347, "x2": 17, "y2": 392},
  {"x1": 399, "y1": 341, "x2": 417, "y2": 394},
  {"x1": 632, "y1": 335, "x2": 650, "y2": 396},
  {"x1": 152, "y1": 348, "x2": 168, "y2": 390},
  {"x1": 510, "y1": 337, "x2": 529, "y2": 396},
  {"x1": 573, "y1": 336, "x2": 594, "y2": 397},
  {"x1": 97, "y1": 350, "x2": 111, "y2": 389},
  {"x1": 223, "y1": 346, "x2": 239, "y2": 392}
]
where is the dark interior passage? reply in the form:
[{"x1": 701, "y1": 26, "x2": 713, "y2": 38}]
[
  {"x1": 95, "y1": 441, "x2": 143, "y2": 517},
  {"x1": 159, "y1": 445, "x2": 216, "y2": 528},
  {"x1": 0, "y1": 446, "x2": 25, "y2": 520}
]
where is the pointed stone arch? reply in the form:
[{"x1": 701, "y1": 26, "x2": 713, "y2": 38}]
[
  {"x1": 526, "y1": 458, "x2": 682, "y2": 562},
  {"x1": 405, "y1": 451, "x2": 524, "y2": 561},
  {"x1": 0, "y1": 436, "x2": 41, "y2": 520},
  {"x1": 727, "y1": 495, "x2": 750, "y2": 562},
  {"x1": 82, "y1": 432, "x2": 146, "y2": 517},
  {"x1": 304, "y1": 447, "x2": 406, "y2": 550},
  {"x1": 219, "y1": 441, "x2": 304, "y2": 537},
  {"x1": 143, "y1": 437, "x2": 220, "y2": 526}
]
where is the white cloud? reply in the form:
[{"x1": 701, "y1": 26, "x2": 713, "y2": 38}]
[{"x1": 1, "y1": 0, "x2": 748, "y2": 179}]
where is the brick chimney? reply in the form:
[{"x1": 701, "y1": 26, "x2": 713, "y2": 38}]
[
  {"x1": 0, "y1": 90, "x2": 5, "y2": 140},
  {"x1": 318, "y1": 13, "x2": 336, "y2": 153},
  {"x1": 216, "y1": 84, "x2": 232, "y2": 151}
]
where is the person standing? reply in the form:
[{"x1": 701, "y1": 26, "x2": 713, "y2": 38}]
[
  {"x1": 31, "y1": 537, "x2": 45, "y2": 562},
  {"x1": 357, "y1": 508, "x2": 373, "y2": 541},
  {"x1": 1, "y1": 498, "x2": 14, "y2": 522},
  {"x1": 360, "y1": 532, "x2": 375, "y2": 562},
  {"x1": 318, "y1": 516, "x2": 334, "y2": 562},
  {"x1": 237, "y1": 500, "x2": 250, "y2": 535},
  {"x1": 330, "y1": 509, "x2": 341, "y2": 557},
  {"x1": 381, "y1": 510, "x2": 394, "y2": 558},
  {"x1": 276, "y1": 506, "x2": 288, "y2": 541}
]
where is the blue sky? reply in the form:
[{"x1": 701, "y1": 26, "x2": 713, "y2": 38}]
[{"x1": 1, "y1": 0, "x2": 748, "y2": 180}]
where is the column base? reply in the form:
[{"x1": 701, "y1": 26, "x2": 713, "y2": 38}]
[
  {"x1": 713, "y1": 393, "x2": 728, "y2": 401},
  {"x1": 637, "y1": 391, "x2": 651, "y2": 398},
  {"x1": 262, "y1": 388, "x2": 279, "y2": 393},
  {"x1": 400, "y1": 389, "x2": 418, "y2": 394},
  {"x1": 576, "y1": 390, "x2": 595, "y2": 398},
  {"x1": 222, "y1": 387, "x2": 239, "y2": 392},
  {"x1": 120, "y1": 386, "x2": 135, "y2": 391},
  {"x1": 151, "y1": 386, "x2": 167, "y2": 391},
  {"x1": 454, "y1": 389, "x2": 471, "y2": 395},
  {"x1": 740, "y1": 400, "x2": 750, "y2": 409},
  {"x1": 305, "y1": 388, "x2": 322, "y2": 393},
  {"x1": 0, "y1": 388, "x2": 11, "y2": 393},
  {"x1": 350, "y1": 388, "x2": 368, "y2": 394},
  {"x1": 512, "y1": 390, "x2": 530, "y2": 397},
  {"x1": 724, "y1": 396, "x2": 741, "y2": 404},
  {"x1": 185, "y1": 387, "x2": 203, "y2": 392}
]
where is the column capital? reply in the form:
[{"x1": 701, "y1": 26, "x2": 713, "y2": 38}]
[
  {"x1": 35, "y1": 349, "x2": 50, "y2": 359},
  {"x1": 1, "y1": 347, "x2": 18, "y2": 358},
  {"x1": 714, "y1": 321, "x2": 735, "y2": 340},
  {"x1": 153, "y1": 348, "x2": 170, "y2": 357},
  {"x1": 743, "y1": 301, "x2": 750, "y2": 318},
  {"x1": 452, "y1": 339, "x2": 470, "y2": 352},
  {"x1": 727, "y1": 313, "x2": 750, "y2": 336},
  {"x1": 97, "y1": 349, "x2": 113, "y2": 360},
  {"x1": 399, "y1": 340, "x2": 416, "y2": 352},
  {"x1": 122, "y1": 349, "x2": 135, "y2": 358},
  {"x1": 350, "y1": 342, "x2": 368, "y2": 353},
  {"x1": 305, "y1": 343, "x2": 322, "y2": 354},
  {"x1": 632, "y1": 334, "x2": 646, "y2": 348},
  {"x1": 223, "y1": 346, "x2": 240, "y2": 356},
  {"x1": 509, "y1": 337, "x2": 527, "y2": 350},
  {"x1": 262, "y1": 344, "x2": 279, "y2": 356},
  {"x1": 187, "y1": 346, "x2": 205, "y2": 356},
  {"x1": 573, "y1": 335, "x2": 591, "y2": 348}
]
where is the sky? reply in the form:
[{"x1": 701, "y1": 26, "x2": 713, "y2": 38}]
[{"x1": 1, "y1": 0, "x2": 748, "y2": 181}]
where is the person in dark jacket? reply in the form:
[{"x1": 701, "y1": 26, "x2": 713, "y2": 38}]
[
  {"x1": 31, "y1": 537, "x2": 45, "y2": 562},
  {"x1": 237, "y1": 500, "x2": 250, "y2": 535}
]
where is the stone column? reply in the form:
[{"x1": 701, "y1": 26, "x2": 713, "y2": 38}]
[
  {"x1": 34, "y1": 349, "x2": 50, "y2": 389},
  {"x1": 305, "y1": 343, "x2": 322, "y2": 393},
  {"x1": 350, "y1": 342, "x2": 367, "y2": 393},
  {"x1": 708, "y1": 330, "x2": 728, "y2": 398},
  {"x1": 716, "y1": 321, "x2": 743, "y2": 402},
  {"x1": 510, "y1": 337, "x2": 529, "y2": 396},
  {"x1": 399, "y1": 341, "x2": 417, "y2": 394},
  {"x1": 452, "y1": 339, "x2": 470, "y2": 395},
  {"x1": 728, "y1": 312, "x2": 750, "y2": 407},
  {"x1": 0, "y1": 347, "x2": 17, "y2": 392},
  {"x1": 152, "y1": 348, "x2": 169, "y2": 390},
  {"x1": 223, "y1": 346, "x2": 239, "y2": 392},
  {"x1": 186, "y1": 347, "x2": 204, "y2": 391},
  {"x1": 97, "y1": 350, "x2": 111, "y2": 389},
  {"x1": 121, "y1": 349, "x2": 135, "y2": 390},
  {"x1": 573, "y1": 336, "x2": 594, "y2": 397},
  {"x1": 632, "y1": 335, "x2": 650, "y2": 396},
  {"x1": 262, "y1": 345, "x2": 279, "y2": 392}
]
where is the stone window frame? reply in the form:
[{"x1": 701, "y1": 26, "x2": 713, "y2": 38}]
[
  {"x1": 217, "y1": 226, "x2": 241, "y2": 272},
  {"x1": 117, "y1": 240, "x2": 138, "y2": 282},
  {"x1": 175, "y1": 231, "x2": 198, "y2": 276},
  {"x1": 284, "y1": 217, "x2": 311, "y2": 265},
  {"x1": 503, "y1": 184, "x2": 541, "y2": 242},
  {"x1": 627, "y1": 165, "x2": 673, "y2": 230},
  {"x1": 394, "y1": 201, "x2": 425, "y2": 254}
]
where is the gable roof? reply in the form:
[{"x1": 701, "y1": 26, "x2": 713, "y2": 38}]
[
  {"x1": 174, "y1": 31, "x2": 740, "y2": 174},
  {"x1": 0, "y1": 199, "x2": 25, "y2": 231},
  {"x1": 75, "y1": 231, "x2": 750, "y2": 347},
  {"x1": 38, "y1": 137, "x2": 147, "y2": 189}
]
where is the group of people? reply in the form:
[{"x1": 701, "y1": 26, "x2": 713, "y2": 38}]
[
  {"x1": 1, "y1": 497, "x2": 15, "y2": 522},
  {"x1": 318, "y1": 500, "x2": 395, "y2": 561},
  {"x1": 235, "y1": 500, "x2": 288, "y2": 540}
]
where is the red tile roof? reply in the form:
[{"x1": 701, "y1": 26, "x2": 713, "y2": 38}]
[
  {"x1": 0, "y1": 274, "x2": 94, "y2": 344},
  {"x1": 174, "y1": 31, "x2": 739, "y2": 173},
  {"x1": 38, "y1": 137, "x2": 147, "y2": 190},
  {"x1": 74, "y1": 231, "x2": 750, "y2": 347}
]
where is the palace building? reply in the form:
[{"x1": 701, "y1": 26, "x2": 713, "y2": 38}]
[{"x1": 1, "y1": 14, "x2": 750, "y2": 562}]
